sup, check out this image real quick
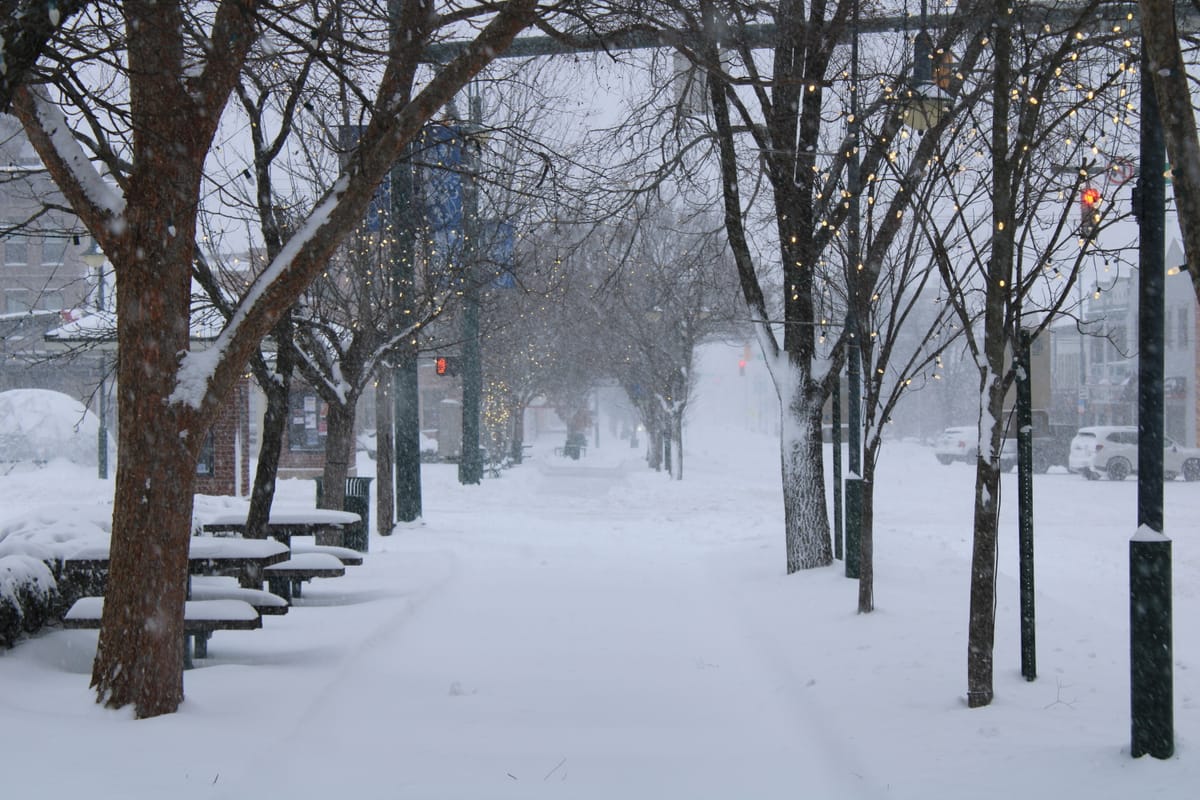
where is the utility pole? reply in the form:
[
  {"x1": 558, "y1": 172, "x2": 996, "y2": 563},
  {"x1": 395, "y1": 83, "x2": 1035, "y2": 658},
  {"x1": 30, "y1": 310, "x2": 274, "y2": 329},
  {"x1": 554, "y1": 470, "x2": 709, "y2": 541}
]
[
  {"x1": 1130, "y1": 46, "x2": 1172, "y2": 760},
  {"x1": 388, "y1": 0, "x2": 422, "y2": 522},
  {"x1": 458, "y1": 91, "x2": 484, "y2": 485},
  {"x1": 843, "y1": 0, "x2": 863, "y2": 581}
]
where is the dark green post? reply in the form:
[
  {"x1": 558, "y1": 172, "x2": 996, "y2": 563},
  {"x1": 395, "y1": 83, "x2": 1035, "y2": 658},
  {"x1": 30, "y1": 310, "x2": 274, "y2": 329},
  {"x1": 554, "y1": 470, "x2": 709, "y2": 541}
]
[
  {"x1": 458, "y1": 93, "x2": 483, "y2": 485},
  {"x1": 1130, "y1": 48, "x2": 1172, "y2": 759},
  {"x1": 843, "y1": 0, "x2": 862, "y2": 579},
  {"x1": 391, "y1": 141, "x2": 423, "y2": 522},
  {"x1": 1016, "y1": 328, "x2": 1035, "y2": 681},
  {"x1": 844, "y1": 476, "x2": 861, "y2": 579},
  {"x1": 832, "y1": 378, "x2": 843, "y2": 561}
]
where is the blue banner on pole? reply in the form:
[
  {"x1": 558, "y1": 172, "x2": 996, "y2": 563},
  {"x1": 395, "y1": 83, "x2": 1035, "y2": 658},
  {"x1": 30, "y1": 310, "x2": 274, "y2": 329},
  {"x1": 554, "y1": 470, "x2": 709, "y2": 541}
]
[
  {"x1": 480, "y1": 219, "x2": 516, "y2": 288},
  {"x1": 338, "y1": 125, "x2": 391, "y2": 234}
]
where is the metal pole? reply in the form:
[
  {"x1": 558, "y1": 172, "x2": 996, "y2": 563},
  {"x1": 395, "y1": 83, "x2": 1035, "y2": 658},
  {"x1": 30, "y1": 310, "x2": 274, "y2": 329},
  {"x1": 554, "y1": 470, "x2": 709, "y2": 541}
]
[
  {"x1": 458, "y1": 92, "x2": 483, "y2": 485},
  {"x1": 1017, "y1": 328, "x2": 1035, "y2": 681},
  {"x1": 832, "y1": 376, "x2": 843, "y2": 560},
  {"x1": 391, "y1": 138, "x2": 423, "y2": 521},
  {"x1": 1130, "y1": 47, "x2": 1172, "y2": 759},
  {"x1": 843, "y1": 0, "x2": 863, "y2": 580}
]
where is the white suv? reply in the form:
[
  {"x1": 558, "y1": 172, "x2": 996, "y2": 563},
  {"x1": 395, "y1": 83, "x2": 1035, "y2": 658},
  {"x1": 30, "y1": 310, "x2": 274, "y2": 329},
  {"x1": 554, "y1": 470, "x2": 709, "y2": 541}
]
[
  {"x1": 1068, "y1": 425, "x2": 1200, "y2": 481},
  {"x1": 933, "y1": 426, "x2": 977, "y2": 465}
]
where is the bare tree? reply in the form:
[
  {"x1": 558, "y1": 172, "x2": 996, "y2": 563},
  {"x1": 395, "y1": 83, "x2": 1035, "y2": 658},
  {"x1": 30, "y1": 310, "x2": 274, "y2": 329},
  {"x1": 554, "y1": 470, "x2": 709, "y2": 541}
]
[
  {"x1": 915, "y1": 0, "x2": 1137, "y2": 705},
  {"x1": 14, "y1": 0, "x2": 541, "y2": 717},
  {"x1": 591, "y1": 202, "x2": 744, "y2": 478}
]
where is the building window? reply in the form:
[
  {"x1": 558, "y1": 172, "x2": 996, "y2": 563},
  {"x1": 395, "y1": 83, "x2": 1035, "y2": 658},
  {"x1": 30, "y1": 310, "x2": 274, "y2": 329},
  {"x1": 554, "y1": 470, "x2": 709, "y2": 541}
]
[
  {"x1": 5, "y1": 290, "x2": 30, "y2": 313},
  {"x1": 288, "y1": 391, "x2": 328, "y2": 452},
  {"x1": 196, "y1": 430, "x2": 216, "y2": 476},
  {"x1": 4, "y1": 235, "x2": 29, "y2": 265},
  {"x1": 1181, "y1": 309, "x2": 1190, "y2": 348},
  {"x1": 36, "y1": 291, "x2": 64, "y2": 311},
  {"x1": 40, "y1": 237, "x2": 67, "y2": 265}
]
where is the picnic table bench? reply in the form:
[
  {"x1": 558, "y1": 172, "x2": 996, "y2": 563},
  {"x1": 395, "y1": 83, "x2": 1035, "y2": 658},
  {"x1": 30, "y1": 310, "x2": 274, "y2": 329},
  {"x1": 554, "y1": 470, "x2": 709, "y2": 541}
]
[
  {"x1": 291, "y1": 542, "x2": 364, "y2": 566},
  {"x1": 62, "y1": 597, "x2": 262, "y2": 666},
  {"x1": 188, "y1": 576, "x2": 290, "y2": 615},
  {"x1": 263, "y1": 552, "x2": 346, "y2": 601}
]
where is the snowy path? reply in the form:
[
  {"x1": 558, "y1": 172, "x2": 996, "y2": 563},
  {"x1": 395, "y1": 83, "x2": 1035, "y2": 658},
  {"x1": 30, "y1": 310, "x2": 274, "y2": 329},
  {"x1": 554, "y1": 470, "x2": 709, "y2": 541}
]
[
  {"x1": 214, "y1": 450, "x2": 876, "y2": 798},
  {"x1": 4, "y1": 426, "x2": 1198, "y2": 799}
]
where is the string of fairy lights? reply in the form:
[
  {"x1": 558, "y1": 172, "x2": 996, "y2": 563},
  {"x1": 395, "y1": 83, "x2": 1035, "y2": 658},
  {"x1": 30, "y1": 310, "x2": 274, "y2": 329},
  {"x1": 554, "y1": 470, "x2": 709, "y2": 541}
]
[{"x1": 806, "y1": 2, "x2": 1141, "y2": 394}]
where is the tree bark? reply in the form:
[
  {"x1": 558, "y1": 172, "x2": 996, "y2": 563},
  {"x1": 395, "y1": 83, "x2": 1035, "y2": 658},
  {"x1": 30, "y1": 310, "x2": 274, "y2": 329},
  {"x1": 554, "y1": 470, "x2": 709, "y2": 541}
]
[
  {"x1": 510, "y1": 399, "x2": 527, "y2": 464},
  {"x1": 92, "y1": 133, "x2": 207, "y2": 716},
  {"x1": 858, "y1": 445, "x2": 877, "y2": 613},
  {"x1": 1140, "y1": 0, "x2": 1200, "y2": 304},
  {"x1": 781, "y1": 389, "x2": 834, "y2": 573},
  {"x1": 319, "y1": 398, "x2": 357, "y2": 511},
  {"x1": 245, "y1": 318, "x2": 295, "y2": 539}
]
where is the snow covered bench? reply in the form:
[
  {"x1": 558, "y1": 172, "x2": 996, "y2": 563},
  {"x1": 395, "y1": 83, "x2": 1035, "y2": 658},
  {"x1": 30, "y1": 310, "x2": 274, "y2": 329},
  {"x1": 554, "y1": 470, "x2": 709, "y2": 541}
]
[
  {"x1": 262, "y1": 553, "x2": 345, "y2": 601},
  {"x1": 62, "y1": 597, "x2": 262, "y2": 665},
  {"x1": 188, "y1": 576, "x2": 290, "y2": 615},
  {"x1": 290, "y1": 543, "x2": 364, "y2": 567}
]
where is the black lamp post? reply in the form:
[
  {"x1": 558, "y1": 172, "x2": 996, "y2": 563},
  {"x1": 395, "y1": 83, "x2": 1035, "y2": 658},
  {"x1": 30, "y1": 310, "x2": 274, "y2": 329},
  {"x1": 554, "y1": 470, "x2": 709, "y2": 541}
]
[
  {"x1": 1130, "y1": 45, "x2": 1173, "y2": 760},
  {"x1": 843, "y1": 0, "x2": 862, "y2": 579}
]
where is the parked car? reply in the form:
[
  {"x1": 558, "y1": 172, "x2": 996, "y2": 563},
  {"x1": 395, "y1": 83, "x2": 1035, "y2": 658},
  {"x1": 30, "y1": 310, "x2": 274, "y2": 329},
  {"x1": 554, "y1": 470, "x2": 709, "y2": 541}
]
[
  {"x1": 1068, "y1": 425, "x2": 1200, "y2": 481},
  {"x1": 934, "y1": 426, "x2": 978, "y2": 465},
  {"x1": 936, "y1": 423, "x2": 1068, "y2": 474}
]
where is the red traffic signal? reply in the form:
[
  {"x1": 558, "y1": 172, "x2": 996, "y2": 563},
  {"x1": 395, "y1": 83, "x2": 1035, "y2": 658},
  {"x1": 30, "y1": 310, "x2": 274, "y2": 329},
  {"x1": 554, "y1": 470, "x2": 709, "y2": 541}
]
[
  {"x1": 435, "y1": 356, "x2": 458, "y2": 377},
  {"x1": 1079, "y1": 186, "x2": 1101, "y2": 236}
]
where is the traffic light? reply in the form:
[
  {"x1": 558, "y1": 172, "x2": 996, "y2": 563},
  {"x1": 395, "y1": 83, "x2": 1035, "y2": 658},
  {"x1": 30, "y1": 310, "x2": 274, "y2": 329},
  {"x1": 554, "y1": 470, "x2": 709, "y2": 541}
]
[
  {"x1": 1080, "y1": 185, "x2": 1101, "y2": 237},
  {"x1": 434, "y1": 356, "x2": 459, "y2": 377}
]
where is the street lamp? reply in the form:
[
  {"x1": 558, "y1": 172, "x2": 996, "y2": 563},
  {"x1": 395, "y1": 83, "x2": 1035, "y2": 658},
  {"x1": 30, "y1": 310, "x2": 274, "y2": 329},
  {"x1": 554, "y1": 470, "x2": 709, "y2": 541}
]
[
  {"x1": 80, "y1": 239, "x2": 110, "y2": 479},
  {"x1": 901, "y1": 3, "x2": 952, "y2": 132}
]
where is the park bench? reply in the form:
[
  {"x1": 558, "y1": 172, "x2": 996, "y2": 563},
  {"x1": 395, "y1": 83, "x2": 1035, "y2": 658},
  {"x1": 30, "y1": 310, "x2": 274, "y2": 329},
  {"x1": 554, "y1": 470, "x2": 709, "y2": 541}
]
[
  {"x1": 290, "y1": 542, "x2": 364, "y2": 566},
  {"x1": 62, "y1": 596, "x2": 262, "y2": 666},
  {"x1": 188, "y1": 576, "x2": 290, "y2": 615},
  {"x1": 262, "y1": 552, "x2": 345, "y2": 602}
]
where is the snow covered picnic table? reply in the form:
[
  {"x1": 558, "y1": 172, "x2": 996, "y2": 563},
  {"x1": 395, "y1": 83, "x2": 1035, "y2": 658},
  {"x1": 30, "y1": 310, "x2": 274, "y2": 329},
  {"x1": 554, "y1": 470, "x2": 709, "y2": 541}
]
[
  {"x1": 61, "y1": 536, "x2": 291, "y2": 587},
  {"x1": 200, "y1": 508, "x2": 361, "y2": 548},
  {"x1": 62, "y1": 596, "x2": 263, "y2": 665}
]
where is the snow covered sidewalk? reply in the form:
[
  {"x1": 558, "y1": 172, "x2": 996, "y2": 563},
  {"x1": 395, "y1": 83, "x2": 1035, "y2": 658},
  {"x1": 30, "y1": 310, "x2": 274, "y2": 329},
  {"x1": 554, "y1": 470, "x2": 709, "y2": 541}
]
[{"x1": 1, "y1": 426, "x2": 1198, "y2": 798}]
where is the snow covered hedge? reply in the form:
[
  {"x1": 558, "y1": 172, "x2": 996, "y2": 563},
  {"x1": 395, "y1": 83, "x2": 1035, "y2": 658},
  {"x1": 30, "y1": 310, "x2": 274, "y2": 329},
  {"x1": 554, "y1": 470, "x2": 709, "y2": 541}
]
[{"x1": 0, "y1": 556, "x2": 59, "y2": 648}]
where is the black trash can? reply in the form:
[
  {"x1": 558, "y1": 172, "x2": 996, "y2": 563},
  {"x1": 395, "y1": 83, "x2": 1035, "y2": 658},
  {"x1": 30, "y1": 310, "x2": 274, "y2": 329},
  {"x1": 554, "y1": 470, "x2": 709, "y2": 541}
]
[{"x1": 314, "y1": 476, "x2": 373, "y2": 552}]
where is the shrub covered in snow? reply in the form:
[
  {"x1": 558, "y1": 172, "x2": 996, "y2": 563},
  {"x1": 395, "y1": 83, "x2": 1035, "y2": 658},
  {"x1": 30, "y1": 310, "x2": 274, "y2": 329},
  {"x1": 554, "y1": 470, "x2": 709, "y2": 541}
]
[
  {"x1": 0, "y1": 388, "x2": 108, "y2": 467},
  {"x1": 0, "y1": 556, "x2": 58, "y2": 648}
]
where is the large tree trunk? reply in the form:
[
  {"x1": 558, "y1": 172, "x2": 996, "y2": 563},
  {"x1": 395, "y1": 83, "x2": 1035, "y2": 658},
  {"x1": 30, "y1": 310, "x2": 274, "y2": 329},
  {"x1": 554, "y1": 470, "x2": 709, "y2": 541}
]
[
  {"x1": 669, "y1": 406, "x2": 684, "y2": 480},
  {"x1": 781, "y1": 390, "x2": 833, "y2": 572},
  {"x1": 245, "y1": 320, "x2": 295, "y2": 539},
  {"x1": 375, "y1": 373, "x2": 395, "y2": 536},
  {"x1": 967, "y1": 382, "x2": 1005, "y2": 707},
  {"x1": 967, "y1": 0, "x2": 1015, "y2": 709},
  {"x1": 858, "y1": 441, "x2": 878, "y2": 613},
  {"x1": 319, "y1": 399, "x2": 357, "y2": 511},
  {"x1": 510, "y1": 399, "x2": 527, "y2": 464},
  {"x1": 92, "y1": 185, "x2": 204, "y2": 717}
]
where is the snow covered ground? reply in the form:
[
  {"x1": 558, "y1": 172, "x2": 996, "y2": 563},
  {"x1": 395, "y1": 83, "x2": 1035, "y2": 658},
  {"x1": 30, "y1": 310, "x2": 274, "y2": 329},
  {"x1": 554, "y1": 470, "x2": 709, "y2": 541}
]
[{"x1": 0, "y1": 374, "x2": 1197, "y2": 798}]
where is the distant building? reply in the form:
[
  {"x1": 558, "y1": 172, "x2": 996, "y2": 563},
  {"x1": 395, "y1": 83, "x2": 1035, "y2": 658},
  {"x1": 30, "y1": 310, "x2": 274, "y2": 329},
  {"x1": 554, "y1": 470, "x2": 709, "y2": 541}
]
[{"x1": 1050, "y1": 266, "x2": 1197, "y2": 446}]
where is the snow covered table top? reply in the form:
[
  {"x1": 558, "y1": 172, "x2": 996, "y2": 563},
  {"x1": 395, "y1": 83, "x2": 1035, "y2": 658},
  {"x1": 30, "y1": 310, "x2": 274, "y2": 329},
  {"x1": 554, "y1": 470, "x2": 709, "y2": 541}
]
[{"x1": 62, "y1": 536, "x2": 290, "y2": 574}]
